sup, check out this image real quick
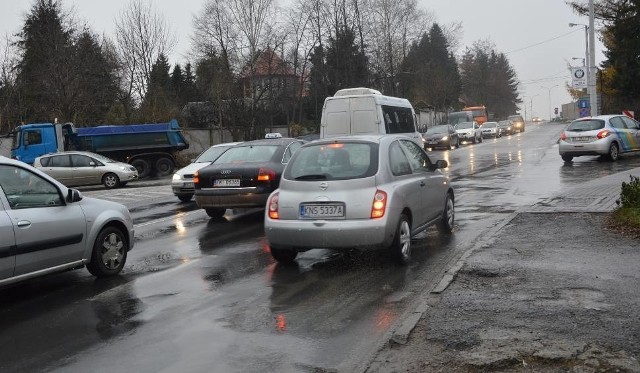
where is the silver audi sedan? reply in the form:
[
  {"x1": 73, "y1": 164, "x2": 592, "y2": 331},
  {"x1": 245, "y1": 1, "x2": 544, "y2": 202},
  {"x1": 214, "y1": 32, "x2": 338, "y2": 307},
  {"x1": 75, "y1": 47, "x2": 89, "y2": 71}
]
[{"x1": 264, "y1": 134, "x2": 455, "y2": 265}]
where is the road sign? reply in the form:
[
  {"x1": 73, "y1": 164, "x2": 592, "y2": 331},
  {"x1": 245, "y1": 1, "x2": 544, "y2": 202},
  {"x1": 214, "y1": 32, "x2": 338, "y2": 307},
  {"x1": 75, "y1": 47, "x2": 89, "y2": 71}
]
[
  {"x1": 579, "y1": 108, "x2": 591, "y2": 118},
  {"x1": 572, "y1": 67, "x2": 587, "y2": 89},
  {"x1": 623, "y1": 110, "x2": 635, "y2": 119},
  {"x1": 554, "y1": 107, "x2": 558, "y2": 115},
  {"x1": 578, "y1": 99, "x2": 590, "y2": 109}
]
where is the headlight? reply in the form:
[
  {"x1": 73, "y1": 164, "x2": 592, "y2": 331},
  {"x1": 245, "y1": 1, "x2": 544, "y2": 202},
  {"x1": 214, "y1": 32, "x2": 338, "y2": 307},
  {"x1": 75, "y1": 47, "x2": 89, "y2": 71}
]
[
  {"x1": 119, "y1": 166, "x2": 128, "y2": 171},
  {"x1": 173, "y1": 173, "x2": 182, "y2": 181},
  {"x1": 441, "y1": 136, "x2": 448, "y2": 141}
]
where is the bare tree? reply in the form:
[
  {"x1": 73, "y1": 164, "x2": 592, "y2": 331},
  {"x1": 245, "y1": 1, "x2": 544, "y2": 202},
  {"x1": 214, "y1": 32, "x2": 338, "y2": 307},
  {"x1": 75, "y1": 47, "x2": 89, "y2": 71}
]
[
  {"x1": 114, "y1": 0, "x2": 175, "y2": 106},
  {"x1": 0, "y1": 34, "x2": 20, "y2": 131}
]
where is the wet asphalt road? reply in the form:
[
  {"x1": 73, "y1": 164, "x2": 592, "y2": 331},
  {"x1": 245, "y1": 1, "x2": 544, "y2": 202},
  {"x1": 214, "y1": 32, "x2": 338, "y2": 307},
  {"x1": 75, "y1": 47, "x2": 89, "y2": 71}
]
[{"x1": 3, "y1": 122, "x2": 640, "y2": 373}]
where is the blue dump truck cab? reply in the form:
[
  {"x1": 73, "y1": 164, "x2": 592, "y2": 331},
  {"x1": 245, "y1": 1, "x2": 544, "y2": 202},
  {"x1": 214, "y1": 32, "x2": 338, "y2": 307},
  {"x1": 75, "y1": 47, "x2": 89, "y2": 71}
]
[{"x1": 11, "y1": 119, "x2": 189, "y2": 178}]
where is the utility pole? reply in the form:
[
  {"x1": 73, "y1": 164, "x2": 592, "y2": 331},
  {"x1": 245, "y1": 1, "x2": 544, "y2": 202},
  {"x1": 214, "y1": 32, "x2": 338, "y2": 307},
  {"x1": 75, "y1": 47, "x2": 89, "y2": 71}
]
[
  {"x1": 541, "y1": 85, "x2": 558, "y2": 121},
  {"x1": 588, "y1": 0, "x2": 598, "y2": 115}
]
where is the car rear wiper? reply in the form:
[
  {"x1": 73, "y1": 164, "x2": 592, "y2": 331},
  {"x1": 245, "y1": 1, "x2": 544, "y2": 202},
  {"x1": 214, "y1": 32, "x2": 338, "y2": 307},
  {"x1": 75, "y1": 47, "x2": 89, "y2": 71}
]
[{"x1": 295, "y1": 174, "x2": 328, "y2": 180}]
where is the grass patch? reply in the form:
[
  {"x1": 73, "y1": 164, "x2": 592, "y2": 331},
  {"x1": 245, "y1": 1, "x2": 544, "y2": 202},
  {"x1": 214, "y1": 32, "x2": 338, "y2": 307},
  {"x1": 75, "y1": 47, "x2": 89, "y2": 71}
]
[{"x1": 607, "y1": 208, "x2": 640, "y2": 239}]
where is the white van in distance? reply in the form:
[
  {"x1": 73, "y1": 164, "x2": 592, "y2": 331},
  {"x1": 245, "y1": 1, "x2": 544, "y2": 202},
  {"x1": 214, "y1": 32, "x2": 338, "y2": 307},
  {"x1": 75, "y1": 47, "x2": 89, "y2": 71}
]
[{"x1": 320, "y1": 87, "x2": 423, "y2": 145}]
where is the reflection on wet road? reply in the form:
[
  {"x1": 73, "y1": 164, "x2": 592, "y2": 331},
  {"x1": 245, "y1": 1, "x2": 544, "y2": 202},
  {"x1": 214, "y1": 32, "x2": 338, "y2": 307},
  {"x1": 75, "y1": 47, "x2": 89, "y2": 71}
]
[{"x1": 3, "y1": 123, "x2": 640, "y2": 372}]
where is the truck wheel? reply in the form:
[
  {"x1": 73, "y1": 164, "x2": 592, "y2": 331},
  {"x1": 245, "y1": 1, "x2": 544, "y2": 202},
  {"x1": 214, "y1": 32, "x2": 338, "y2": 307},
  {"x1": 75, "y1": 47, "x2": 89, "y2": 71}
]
[
  {"x1": 131, "y1": 159, "x2": 150, "y2": 179},
  {"x1": 86, "y1": 226, "x2": 128, "y2": 278},
  {"x1": 102, "y1": 173, "x2": 120, "y2": 189},
  {"x1": 155, "y1": 157, "x2": 174, "y2": 177}
]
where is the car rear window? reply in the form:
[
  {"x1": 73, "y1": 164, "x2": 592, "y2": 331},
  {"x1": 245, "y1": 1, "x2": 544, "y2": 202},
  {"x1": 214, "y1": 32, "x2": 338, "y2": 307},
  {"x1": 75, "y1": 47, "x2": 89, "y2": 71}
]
[
  {"x1": 567, "y1": 119, "x2": 605, "y2": 131},
  {"x1": 213, "y1": 145, "x2": 279, "y2": 163},
  {"x1": 284, "y1": 142, "x2": 379, "y2": 181}
]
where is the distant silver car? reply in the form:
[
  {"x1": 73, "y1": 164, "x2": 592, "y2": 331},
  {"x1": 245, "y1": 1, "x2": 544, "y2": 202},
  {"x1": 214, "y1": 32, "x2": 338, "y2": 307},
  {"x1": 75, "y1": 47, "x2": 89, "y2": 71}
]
[
  {"x1": 172, "y1": 142, "x2": 240, "y2": 202},
  {"x1": 455, "y1": 121, "x2": 482, "y2": 143},
  {"x1": 34, "y1": 151, "x2": 138, "y2": 189},
  {"x1": 559, "y1": 115, "x2": 640, "y2": 162},
  {"x1": 0, "y1": 156, "x2": 134, "y2": 286},
  {"x1": 481, "y1": 121, "x2": 501, "y2": 138},
  {"x1": 264, "y1": 134, "x2": 455, "y2": 265}
]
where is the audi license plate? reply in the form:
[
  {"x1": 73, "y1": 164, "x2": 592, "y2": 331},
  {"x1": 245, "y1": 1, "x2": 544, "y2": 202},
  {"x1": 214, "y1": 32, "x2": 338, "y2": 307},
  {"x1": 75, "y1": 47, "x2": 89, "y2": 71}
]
[
  {"x1": 213, "y1": 178, "x2": 240, "y2": 187},
  {"x1": 300, "y1": 204, "x2": 345, "y2": 218}
]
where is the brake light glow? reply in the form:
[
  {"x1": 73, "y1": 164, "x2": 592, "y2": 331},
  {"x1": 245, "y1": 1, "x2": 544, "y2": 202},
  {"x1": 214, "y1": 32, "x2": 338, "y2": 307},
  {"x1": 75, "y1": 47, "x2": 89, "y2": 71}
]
[
  {"x1": 597, "y1": 130, "x2": 610, "y2": 139},
  {"x1": 328, "y1": 143, "x2": 344, "y2": 148},
  {"x1": 560, "y1": 132, "x2": 566, "y2": 141},
  {"x1": 268, "y1": 192, "x2": 279, "y2": 219},
  {"x1": 193, "y1": 171, "x2": 200, "y2": 185},
  {"x1": 258, "y1": 168, "x2": 276, "y2": 181},
  {"x1": 371, "y1": 190, "x2": 387, "y2": 218}
]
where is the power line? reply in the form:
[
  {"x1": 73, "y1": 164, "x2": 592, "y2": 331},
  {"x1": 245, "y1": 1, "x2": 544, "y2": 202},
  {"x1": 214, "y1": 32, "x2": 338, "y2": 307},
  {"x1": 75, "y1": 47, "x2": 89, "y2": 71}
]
[{"x1": 506, "y1": 29, "x2": 581, "y2": 55}]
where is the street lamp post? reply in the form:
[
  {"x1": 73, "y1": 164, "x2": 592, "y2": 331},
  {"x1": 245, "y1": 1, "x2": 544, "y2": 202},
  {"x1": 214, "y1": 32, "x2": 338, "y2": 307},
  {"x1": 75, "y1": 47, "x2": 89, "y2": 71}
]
[
  {"x1": 541, "y1": 85, "x2": 558, "y2": 120},
  {"x1": 570, "y1": 15, "x2": 597, "y2": 115},
  {"x1": 530, "y1": 94, "x2": 539, "y2": 121}
]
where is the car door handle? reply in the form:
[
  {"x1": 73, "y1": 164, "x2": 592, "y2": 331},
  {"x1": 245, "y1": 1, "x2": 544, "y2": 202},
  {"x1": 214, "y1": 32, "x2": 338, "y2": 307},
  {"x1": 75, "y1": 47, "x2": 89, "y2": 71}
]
[{"x1": 16, "y1": 220, "x2": 31, "y2": 228}]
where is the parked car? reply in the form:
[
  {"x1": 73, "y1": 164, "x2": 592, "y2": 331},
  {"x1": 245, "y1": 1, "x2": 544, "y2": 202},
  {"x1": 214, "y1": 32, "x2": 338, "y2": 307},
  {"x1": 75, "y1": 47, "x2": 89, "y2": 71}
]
[
  {"x1": 33, "y1": 151, "x2": 138, "y2": 189},
  {"x1": 422, "y1": 124, "x2": 459, "y2": 150},
  {"x1": 172, "y1": 142, "x2": 241, "y2": 202},
  {"x1": 194, "y1": 137, "x2": 305, "y2": 218},
  {"x1": 481, "y1": 121, "x2": 501, "y2": 138},
  {"x1": 264, "y1": 134, "x2": 455, "y2": 265},
  {"x1": 498, "y1": 120, "x2": 513, "y2": 136},
  {"x1": 559, "y1": 114, "x2": 640, "y2": 162},
  {"x1": 454, "y1": 121, "x2": 482, "y2": 143},
  {"x1": 0, "y1": 156, "x2": 134, "y2": 286},
  {"x1": 508, "y1": 114, "x2": 526, "y2": 133}
]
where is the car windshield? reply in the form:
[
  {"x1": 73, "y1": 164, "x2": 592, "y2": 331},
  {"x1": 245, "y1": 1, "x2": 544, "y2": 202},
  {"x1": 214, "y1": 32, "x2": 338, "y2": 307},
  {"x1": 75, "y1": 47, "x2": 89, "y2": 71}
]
[
  {"x1": 427, "y1": 126, "x2": 449, "y2": 134},
  {"x1": 566, "y1": 119, "x2": 605, "y2": 132},
  {"x1": 456, "y1": 122, "x2": 473, "y2": 129},
  {"x1": 213, "y1": 145, "x2": 279, "y2": 163},
  {"x1": 484, "y1": 122, "x2": 497, "y2": 128},
  {"x1": 509, "y1": 115, "x2": 524, "y2": 122},
  {"x1": 195, "y1": 145, "x2": 232, "y2": 163},
  {"x1": 284, "y1": 142, "x2": 378, "y2": 181}
]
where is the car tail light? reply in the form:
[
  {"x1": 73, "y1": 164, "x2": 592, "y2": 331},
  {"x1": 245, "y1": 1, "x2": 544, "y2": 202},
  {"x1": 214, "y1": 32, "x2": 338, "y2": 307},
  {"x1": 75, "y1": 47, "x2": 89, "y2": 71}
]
[
  {"x1": 560, "y1": 132, "x2": 566, "y2": 141},
  {"x1": 597, "y1": 130, "x2": 610, "y2": 139},
  {"x1": 371, "y1": 190, "x2": 387, "y2": 219},
  {"x1": 258, "y1": 168, "x2": 276, "y2": 181},
  {"x1": 193, "y1": 171, "x2": 200, "y2": 185},
  {"x1": 268, "y1": 192, "x2": 279, "y2": 219}
]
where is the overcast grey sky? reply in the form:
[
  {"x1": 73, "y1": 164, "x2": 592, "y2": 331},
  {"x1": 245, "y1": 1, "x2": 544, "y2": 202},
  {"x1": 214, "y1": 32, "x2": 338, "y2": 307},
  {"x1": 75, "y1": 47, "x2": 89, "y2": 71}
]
[{"x1": 1, "y1": 0, "x2": 603, "y2": 119}]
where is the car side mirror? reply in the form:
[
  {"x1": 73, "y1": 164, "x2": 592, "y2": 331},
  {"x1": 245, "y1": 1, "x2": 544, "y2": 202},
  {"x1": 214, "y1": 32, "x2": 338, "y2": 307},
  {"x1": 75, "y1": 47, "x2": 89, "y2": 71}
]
[
  {"x1": 431, "y1": 159, "x2": 448, "y2": 171},
  {"x1": 66, "y1": 188, "x2": 83, "y2": 203}
]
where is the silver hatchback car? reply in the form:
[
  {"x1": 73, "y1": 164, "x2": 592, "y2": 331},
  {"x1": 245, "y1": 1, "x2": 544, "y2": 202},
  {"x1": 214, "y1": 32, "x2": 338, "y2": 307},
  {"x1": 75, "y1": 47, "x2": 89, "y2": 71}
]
[
  {"x1": 264, "y1": 135, "x2": 454, "y2": 265},
  {"x1": 559, "y1": 115, "x2": 640, "y2": 162},
  {"x1": 0, "y1": 156, "x2": 135, "y2": 287},
  {"x1": 34, "y1": 151, "x2": 138, "y2": 189}
]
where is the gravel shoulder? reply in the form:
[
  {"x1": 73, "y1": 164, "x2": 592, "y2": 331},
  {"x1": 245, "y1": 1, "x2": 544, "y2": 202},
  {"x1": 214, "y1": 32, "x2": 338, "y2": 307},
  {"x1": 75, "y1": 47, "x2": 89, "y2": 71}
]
[{"x1": 366, "y1": 212, "x2": 640, "y2": 372}]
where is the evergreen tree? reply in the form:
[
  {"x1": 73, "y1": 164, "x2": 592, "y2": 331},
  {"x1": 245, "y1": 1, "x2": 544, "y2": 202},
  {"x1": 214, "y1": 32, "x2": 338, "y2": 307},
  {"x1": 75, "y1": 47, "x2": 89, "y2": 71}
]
[
  {"x1": 16, "y1": 0, "x2": 74, "y2": 122},
  {"x1": 324, "y1": 27, "x2": 369, "y2": 95},
  {"x1": 141, "y1": 54, "x2": 175, "y2": 121},
  {"x1": 170, "y1": 63, "x2": 184, "y2": 105}
]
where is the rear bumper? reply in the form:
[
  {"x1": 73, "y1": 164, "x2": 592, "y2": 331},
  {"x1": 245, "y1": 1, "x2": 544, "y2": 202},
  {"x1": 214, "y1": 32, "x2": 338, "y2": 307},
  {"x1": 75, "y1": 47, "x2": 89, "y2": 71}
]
[
  {"x1": 559, "y1": 139, "x2": 610, "y2": 156},
  {"x1": 265, "y1": 215, "x2": 395, "y2": 251},
  {"x1": 195, "y1": 187, "x2": 270, "y2": 208}
]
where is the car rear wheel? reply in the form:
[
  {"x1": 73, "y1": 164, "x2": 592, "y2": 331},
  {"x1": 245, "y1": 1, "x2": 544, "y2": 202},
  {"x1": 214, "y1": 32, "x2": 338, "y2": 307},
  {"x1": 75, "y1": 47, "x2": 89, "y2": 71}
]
[
  {"x1": 102, "y1": 173, "x2": 120, "y2": 189},
  {"x1": 561, "y1": 155, "x2": 574, "y2": 162},
  {"x1": 178, "y1": 194, "x2": 193, "y2": 202},
  {"x1": 389, "y1": 214, "x2": 411, "y2": 265},
  {"x1": 205, "y1": 207, "x2": 226, "y2": 218},
  {"x1": 270, "y1": 246, "x2": 298, "y2": 264},
  {"x1": 86, "y1": 226, "x2": 128, "y2": 277},
  {"x1": 438, "y1": 193, "x2": 455, "y2": 234},
  {"x1": 608, "y1": 142, "x2": 619, "y2": 161}
]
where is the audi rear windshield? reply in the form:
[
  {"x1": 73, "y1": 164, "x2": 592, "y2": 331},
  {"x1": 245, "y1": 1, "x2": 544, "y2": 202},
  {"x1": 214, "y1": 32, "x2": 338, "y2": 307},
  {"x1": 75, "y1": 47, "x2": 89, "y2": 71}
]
[{"x1": 213, "y1": 145, "x2": 279, "y2": 163}]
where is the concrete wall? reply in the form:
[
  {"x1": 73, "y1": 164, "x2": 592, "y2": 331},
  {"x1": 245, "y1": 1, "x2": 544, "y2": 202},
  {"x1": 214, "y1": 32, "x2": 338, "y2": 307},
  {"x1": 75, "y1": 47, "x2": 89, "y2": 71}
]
[
  {"x1": 561, "y1": 102, "x2": 579, "y2": 121},
  {"x1": 416, "y1": 109, "x2": 448, "y2": 132},
  {"x1": 0, "y1": 138, "x2": 11, "y2": 158}
]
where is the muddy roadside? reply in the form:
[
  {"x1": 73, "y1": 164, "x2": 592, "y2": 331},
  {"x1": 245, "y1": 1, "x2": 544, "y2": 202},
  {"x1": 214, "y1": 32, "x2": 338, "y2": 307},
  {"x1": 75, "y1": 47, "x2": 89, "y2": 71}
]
[{"x1": 365, "y1": 212, "x2": 640, "y2": 372}]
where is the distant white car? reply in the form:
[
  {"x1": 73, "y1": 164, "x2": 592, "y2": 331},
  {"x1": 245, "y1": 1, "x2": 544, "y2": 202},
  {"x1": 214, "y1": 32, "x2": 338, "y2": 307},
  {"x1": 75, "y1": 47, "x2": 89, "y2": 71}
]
[
  {"x1": 172, "y1": 142, "x2": 241, "y2": 202},
  {"x1": 454, "y1": 121, "x2": 482, "y2": 144},
  {"x1": 0, "y1": 156, "x2": 135, "y2": 286}
]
